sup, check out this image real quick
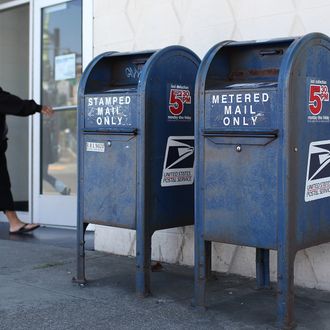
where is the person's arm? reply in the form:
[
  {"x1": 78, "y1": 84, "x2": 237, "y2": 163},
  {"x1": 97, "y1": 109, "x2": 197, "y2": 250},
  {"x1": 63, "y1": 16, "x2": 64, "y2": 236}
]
[{"x1": 0, "y1": 87, "x2": 42, "y2": 116}]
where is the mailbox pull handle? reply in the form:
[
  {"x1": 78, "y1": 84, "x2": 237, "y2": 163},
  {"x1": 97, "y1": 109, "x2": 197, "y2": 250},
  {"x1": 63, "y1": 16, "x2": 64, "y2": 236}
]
[
  {"x1": 132, "y1": 58, "x2": 149, "y2": 65},
  {"x1": 259, "y1": 49, "x2": 284, "y2": 56},
  {"x1": 202, "y1": 130, "x2": 278, "y2": 147},
  {"x1": 83, "y1": 128, "x2": 138, "y2": 136},
  {"x1": 202, "y1": 129, "x2": 278, "y2": 138}
]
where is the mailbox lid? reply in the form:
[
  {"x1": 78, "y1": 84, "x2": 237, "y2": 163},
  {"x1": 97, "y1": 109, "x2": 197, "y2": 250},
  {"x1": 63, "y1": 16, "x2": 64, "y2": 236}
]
[
  {"x1": 80, "y1": 51, "x2": 154, "y2": 95},
  {"x1": 203, "y1": 38, "x2": 295, "y2": 90}
]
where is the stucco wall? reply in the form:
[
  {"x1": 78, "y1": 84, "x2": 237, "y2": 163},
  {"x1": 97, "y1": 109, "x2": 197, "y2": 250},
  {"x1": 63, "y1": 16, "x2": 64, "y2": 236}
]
[{"x1": 93, "y1": 0, "x2": 330, "y2": 291}]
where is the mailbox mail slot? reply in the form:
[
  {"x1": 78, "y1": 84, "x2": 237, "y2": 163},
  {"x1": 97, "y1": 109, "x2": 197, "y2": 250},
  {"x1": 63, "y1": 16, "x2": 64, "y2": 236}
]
[
  {"x1": 75, "y1": 47, "x2": 200, "y2": 296},
  {"x1": 194, "y1": 33, "x2": 330, "y2": 328}
]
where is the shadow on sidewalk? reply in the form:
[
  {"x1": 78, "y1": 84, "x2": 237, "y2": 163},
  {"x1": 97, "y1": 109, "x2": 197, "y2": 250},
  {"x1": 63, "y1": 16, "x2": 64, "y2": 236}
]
[
  {"x1": 1, "y1": 221, "x2": 330, "y2": 329},
  {"x1": 0, "y1": 221, "x2": 94, "y2": 250}
]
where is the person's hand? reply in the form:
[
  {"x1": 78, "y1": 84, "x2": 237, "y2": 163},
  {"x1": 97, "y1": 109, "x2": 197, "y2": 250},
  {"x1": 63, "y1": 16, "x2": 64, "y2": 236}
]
[{"x1": 41, "y1": 105, "x2": 54, "y2": 117}]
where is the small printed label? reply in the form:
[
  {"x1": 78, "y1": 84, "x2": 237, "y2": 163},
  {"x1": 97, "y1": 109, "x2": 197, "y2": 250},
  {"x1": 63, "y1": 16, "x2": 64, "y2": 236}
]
[
  {"x1": 86, "y1": 142, "x2": 105, "y2": 153},
  {"x1": 161, "y1": 136, "x2": 194, "y2": 187},
  {"x1": 305, "y1": 140, "x2": 330, "y2": 202},
  {"x1": 307, "y1": 78, "x2": 330, "y2": 123},
  {"x1": 167, "y1": 84, "x2": 192, "y2": 122}
]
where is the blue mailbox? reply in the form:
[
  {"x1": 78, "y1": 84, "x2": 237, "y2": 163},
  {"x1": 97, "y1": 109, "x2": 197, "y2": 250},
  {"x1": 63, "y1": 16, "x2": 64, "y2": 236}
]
[
  {"x1": 194, "y1": 33, "x2": 330, "y2": 328},
  {"x1": 75, "y1": 46, "x2": 200, "y2": 296}
]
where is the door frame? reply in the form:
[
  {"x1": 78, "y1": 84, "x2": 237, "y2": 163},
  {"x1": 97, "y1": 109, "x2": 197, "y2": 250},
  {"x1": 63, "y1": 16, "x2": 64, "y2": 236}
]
[{"x1": 31, "y1": 0, "x2": 93, "y2": 226}]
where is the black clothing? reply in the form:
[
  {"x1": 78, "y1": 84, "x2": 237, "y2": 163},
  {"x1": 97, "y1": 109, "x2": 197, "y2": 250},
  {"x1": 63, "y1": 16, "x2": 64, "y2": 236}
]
[
  {"x1": 0, "y1": 87, "x2": 42, "y2": 141},
  {"x1": 0, "y1": 87, "x2": 42, "y2": 212},
  {"x1": 0, "y1": 140, "x2": 14, "y2": 210}
]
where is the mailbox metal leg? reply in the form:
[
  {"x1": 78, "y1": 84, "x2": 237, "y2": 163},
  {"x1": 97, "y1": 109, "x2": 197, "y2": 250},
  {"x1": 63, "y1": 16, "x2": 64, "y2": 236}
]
[
  {"x1": 74, "y1": 222, "x2": 88, "y2": 285},
  {"x1": 205, "y1": 240, "x2": 212, "y2": 280},
  {"x1": 277, "y1": 247, "x2": 295, "y2": 329},
  {"x1": 194, "y1": 237, "x2": 208, "y2": 308},
  {"x1": 256, "y1": 248, "x2": 270, "y2": 289},
  {"x1": 136, "y1": 231, "x2": 152, "y2": 297}
]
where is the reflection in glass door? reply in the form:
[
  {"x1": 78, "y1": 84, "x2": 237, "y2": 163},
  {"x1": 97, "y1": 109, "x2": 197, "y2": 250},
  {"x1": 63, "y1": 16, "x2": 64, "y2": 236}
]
[
  {"x1": 41, "y1": 1, "x2": 81, "y2": 196},
  {"x1": 33, "y1": 0, "x2": 82, "y2": 226}
]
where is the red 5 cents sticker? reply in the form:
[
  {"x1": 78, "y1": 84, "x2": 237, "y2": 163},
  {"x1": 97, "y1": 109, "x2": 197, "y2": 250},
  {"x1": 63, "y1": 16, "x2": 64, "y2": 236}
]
[
  {"x1": 168, "y1": 84, "x2": 192, "y2": 121},
  {"x1": 308, "y1": 79, "x2": 330, "y2": 123}
]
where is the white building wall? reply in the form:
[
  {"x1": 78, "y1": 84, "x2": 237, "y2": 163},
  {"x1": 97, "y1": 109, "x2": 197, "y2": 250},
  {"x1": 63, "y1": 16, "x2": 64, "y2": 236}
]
[{"x1": 93, "y1": 0, "x2": 330, "y2": 291}]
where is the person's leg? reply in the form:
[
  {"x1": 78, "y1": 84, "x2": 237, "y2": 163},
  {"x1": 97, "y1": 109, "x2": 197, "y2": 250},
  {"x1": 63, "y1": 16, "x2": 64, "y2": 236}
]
[
  {"x1": 5, "y1": 210, "x2": 39, "y2": 233},
  {"x1": 0, "y1": 141, "x2": 39, "y2": 233}
]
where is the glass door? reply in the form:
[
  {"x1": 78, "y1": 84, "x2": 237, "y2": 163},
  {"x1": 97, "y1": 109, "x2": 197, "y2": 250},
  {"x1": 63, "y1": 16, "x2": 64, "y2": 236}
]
[{"x1": 33, "y1": 0, "x2": 82, "y2": 226}]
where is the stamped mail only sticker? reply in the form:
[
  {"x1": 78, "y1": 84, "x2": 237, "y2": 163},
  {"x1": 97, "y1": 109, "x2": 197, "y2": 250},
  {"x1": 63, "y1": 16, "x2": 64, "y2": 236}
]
[
  {"x1": 305, "y1": 140, "x2": 330, "y2": 202},
  {"x1": 161, "y1": 136, "x2": 194, "y2": 187},
  {"x1": 85, "y1": 94, "x2": 137, "y2": 129}
]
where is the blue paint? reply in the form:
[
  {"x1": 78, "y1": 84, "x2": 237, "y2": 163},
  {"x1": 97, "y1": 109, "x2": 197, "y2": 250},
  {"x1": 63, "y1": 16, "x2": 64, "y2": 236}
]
[
  {"x1": 194, "y1": 33, "x2": 330, "y2": 329},
  {"x1": 76, "y1": 47, "x2": 200, "y2": 296}
]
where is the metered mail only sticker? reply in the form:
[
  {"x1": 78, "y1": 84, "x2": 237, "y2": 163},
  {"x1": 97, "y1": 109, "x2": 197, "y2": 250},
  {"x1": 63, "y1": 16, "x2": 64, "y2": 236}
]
[
  {"x1": 161, "y1": 136, "x2": 194, "y2": 187},
  {"x1": 305, "y1": 140, "x2": 330, "y2": 202}
]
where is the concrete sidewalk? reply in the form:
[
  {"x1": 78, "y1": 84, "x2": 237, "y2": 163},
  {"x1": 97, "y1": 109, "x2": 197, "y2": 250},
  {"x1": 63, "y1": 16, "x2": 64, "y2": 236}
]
[{"x1": 0, "y1": 226, "x2": 329, "y2": 329}]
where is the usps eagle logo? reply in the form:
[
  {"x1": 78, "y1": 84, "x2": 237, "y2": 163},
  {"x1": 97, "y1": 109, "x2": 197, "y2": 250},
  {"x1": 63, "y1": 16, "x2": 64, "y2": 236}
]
[
  {"x1": 305, "y1": 140, "x2": 330, "y2": 202},
  {"x1": 161, "y1": 136, "x2": 194, "y2": 187}
]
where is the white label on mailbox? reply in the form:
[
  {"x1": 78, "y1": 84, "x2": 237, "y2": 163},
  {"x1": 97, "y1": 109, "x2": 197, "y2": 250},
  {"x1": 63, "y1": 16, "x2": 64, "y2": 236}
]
[
  {"x1": 305, "y1": 140, "x2": 330, "y2": 202},
  {"x1": 161, "y1": 136, "x2": 194, "y2": 187},
  {"x1": 86, "y1": 142, "x2": 105, "y2": 153}
]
